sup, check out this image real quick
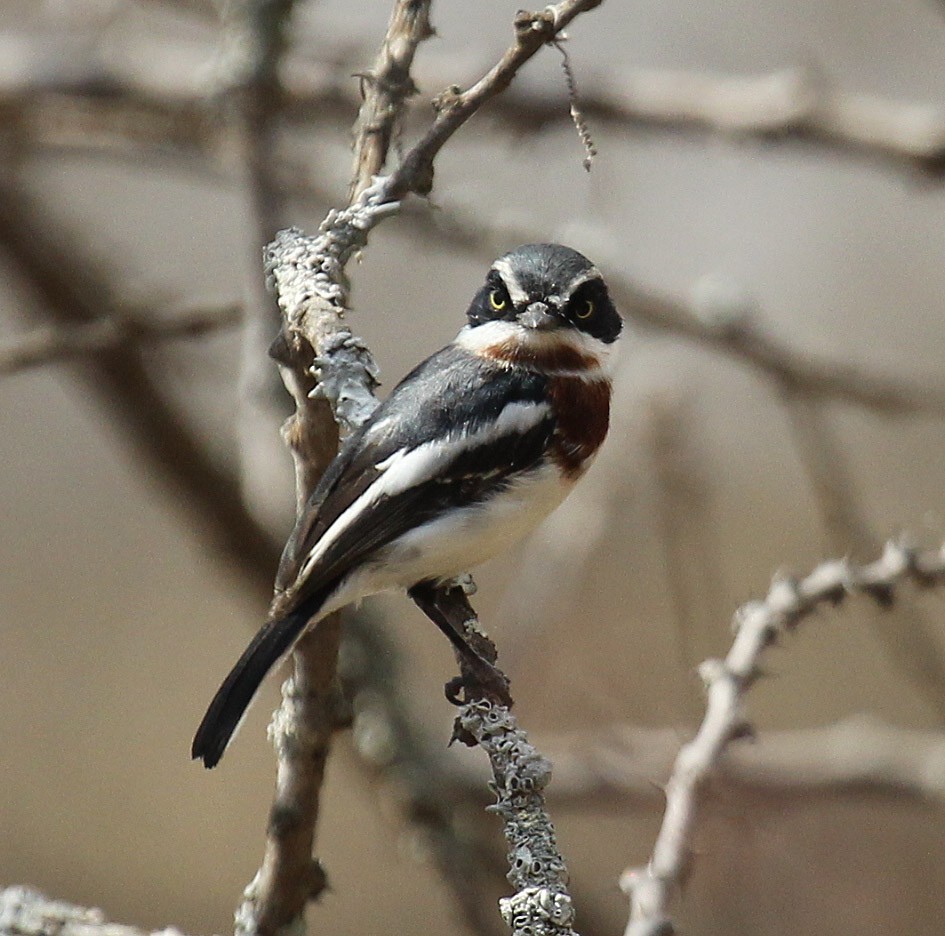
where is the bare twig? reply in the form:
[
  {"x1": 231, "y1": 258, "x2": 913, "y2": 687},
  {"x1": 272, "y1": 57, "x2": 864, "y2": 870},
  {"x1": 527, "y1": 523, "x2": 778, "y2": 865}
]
[
  {"x1": 348, "y1": 0, "x2": 434, "y2": 199},
  {"x1": 384, "y1": 0, "x2": 603, "y2": 200},
  {"x1": 0, "y1": 304, "x2": 241, "y2": 375},
  {"x1": 621, "y1": 540, "x2": 945, "y2": 936}
]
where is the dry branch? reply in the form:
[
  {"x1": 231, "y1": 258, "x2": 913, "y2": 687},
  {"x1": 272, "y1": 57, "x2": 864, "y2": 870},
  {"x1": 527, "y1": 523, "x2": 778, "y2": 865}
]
[
  {"x1": 0, "y1": 304, "x2": 241, "y2": 375},
  {"x1": 348, "y1": 0, "x2": 434, "y2": 198},
  {"x1": 621, "y1": 540, "x2": 945, "y2": 936}
]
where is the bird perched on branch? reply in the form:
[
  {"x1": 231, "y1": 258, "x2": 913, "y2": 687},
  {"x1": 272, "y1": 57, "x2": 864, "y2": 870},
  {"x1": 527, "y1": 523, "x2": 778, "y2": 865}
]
[{"x1": 192, "y1": 243, "x2": 623, "y2": 768}]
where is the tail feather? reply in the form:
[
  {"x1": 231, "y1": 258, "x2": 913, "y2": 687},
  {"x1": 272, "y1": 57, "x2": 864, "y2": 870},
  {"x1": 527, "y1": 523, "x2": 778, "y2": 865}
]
[{"x1": 192, "y1": 602, "x2": 320, "y2": 768}]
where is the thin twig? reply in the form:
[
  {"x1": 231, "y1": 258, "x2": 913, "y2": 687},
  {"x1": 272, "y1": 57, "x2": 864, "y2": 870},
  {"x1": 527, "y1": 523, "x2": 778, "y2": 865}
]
[
  {"x1": 0, "y1": 304, "x2": 241, "y2": 375},
  {"x1": 621, "y1": 540, "x2": 945, "y2": 936},
  {"x1": 384, "y1": 0, "x2": 603, "y2": 201}
]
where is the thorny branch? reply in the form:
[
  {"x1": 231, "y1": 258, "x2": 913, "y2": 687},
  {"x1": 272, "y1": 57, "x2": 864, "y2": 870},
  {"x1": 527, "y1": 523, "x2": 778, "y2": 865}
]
[{"x1": 621, "y1": 540, "x2": 945, "y2": 936}]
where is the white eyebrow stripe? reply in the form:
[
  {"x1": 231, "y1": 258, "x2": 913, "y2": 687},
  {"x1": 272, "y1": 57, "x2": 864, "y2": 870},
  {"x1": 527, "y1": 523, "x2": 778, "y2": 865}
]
[
  {"x1": 298, "y1": 399, "x2": 552, "y2": 580},
  {"x1": 560, "y1": 269, "x2": 603, "y2": 300},
  {"x1": 491, "y1": 258, "x2": 530, "y2": 305}
]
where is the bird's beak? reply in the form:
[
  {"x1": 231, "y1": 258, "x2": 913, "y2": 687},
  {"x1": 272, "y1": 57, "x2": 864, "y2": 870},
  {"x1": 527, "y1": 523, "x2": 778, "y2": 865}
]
[{"x1": 520, "y1": 301, "x2": 559, "y2": 331}]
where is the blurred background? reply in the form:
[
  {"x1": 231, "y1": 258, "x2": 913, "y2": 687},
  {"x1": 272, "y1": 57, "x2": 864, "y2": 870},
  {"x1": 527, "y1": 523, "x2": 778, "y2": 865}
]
[{"x1": 3, "y1": 1, "x2": 945, "y2": 934}]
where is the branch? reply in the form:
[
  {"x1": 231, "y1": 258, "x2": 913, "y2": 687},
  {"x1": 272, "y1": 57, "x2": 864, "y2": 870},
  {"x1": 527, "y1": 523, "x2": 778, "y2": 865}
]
[
  {"x1": 384, "y1": 0, "x2": 603, "y2": 201},
  {"x1": 348, "y1": 0, "x2": 434, "y2": 199},
  {"x1": 459, "y1": 702, "x2": 578, "y2": 936},
  {"x1": 0, "y1": 304, "x2": 241, "y2": 375},
  {"x1": 621, "y1": 540, "x2": 945, "y2": 936},
  {"x1": 0, "y1": 887, "x2": 187, "y2": 936}
]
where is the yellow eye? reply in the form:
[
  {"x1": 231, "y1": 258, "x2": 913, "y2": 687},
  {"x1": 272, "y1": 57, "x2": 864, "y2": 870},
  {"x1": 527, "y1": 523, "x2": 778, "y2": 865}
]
[
  {"x1": 489, "y1": 289, "x2": 508, "y2": 311},
  {"x1": 576, "y1": 298, "x2": 594, "y2": 320}
]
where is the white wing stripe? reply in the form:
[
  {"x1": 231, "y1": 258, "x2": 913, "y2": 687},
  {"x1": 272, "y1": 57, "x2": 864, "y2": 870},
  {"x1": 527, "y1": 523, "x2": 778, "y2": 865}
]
[{"x1": 298, "y1": 399, "x2": 551, "y2": 579}]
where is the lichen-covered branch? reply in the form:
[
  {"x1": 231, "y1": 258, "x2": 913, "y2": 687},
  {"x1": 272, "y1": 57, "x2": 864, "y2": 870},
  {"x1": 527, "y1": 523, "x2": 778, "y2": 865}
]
[
  {"x1": 459, "y1": 702, "x2": 577, "y2": 936},
  {"x1": 0, "y1": 887, "x2": 186, "y2": 936},
  {"x1": 621, "y1": 540, "x2": 945, "y2": 936}
]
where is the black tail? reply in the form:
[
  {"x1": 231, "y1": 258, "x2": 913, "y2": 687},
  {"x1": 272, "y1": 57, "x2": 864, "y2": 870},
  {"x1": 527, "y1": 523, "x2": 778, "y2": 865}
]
[{"x1": 192, "y1": 603, "x2": 318, "y2": 768}]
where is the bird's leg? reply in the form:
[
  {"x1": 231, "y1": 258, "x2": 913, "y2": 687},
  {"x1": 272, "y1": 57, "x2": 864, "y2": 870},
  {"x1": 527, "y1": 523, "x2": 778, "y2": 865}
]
[{"x1": 408, "y1": 580, "x2": 513, "y2": 728}]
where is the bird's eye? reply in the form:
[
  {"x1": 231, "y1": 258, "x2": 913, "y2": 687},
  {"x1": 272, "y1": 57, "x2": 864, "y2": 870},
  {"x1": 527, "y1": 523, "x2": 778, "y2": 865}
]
[
  {"x1": 575, "y1": 298, "x2": 595, "y2": 320},
  {"x1": 489, "y1": 289, "x2": 508, "y2": 312}
]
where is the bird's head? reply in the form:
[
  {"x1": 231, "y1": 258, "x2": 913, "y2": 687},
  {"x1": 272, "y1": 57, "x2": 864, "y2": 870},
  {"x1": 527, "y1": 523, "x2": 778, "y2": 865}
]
[{"x1": 461, "y1": 243, "x2": 622, "y2": 373}]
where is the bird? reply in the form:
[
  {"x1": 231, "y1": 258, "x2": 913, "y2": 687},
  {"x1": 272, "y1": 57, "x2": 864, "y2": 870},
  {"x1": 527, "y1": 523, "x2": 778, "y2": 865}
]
[{"x1": 192, "y1": 243, "x2": 623, "y2": 768}]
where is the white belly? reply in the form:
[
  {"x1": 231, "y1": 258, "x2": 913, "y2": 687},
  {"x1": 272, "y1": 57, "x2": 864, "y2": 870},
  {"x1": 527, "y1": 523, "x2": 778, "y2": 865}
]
[{"x1": 322, "y1": 463, "x2": 572, "y2": 613}]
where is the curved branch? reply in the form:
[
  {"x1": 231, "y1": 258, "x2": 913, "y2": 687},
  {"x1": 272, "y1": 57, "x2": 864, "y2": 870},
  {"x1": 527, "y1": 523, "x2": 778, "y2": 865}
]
[{"x1": 621, "y1": 540, "x2": 945, "y2": 936}]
